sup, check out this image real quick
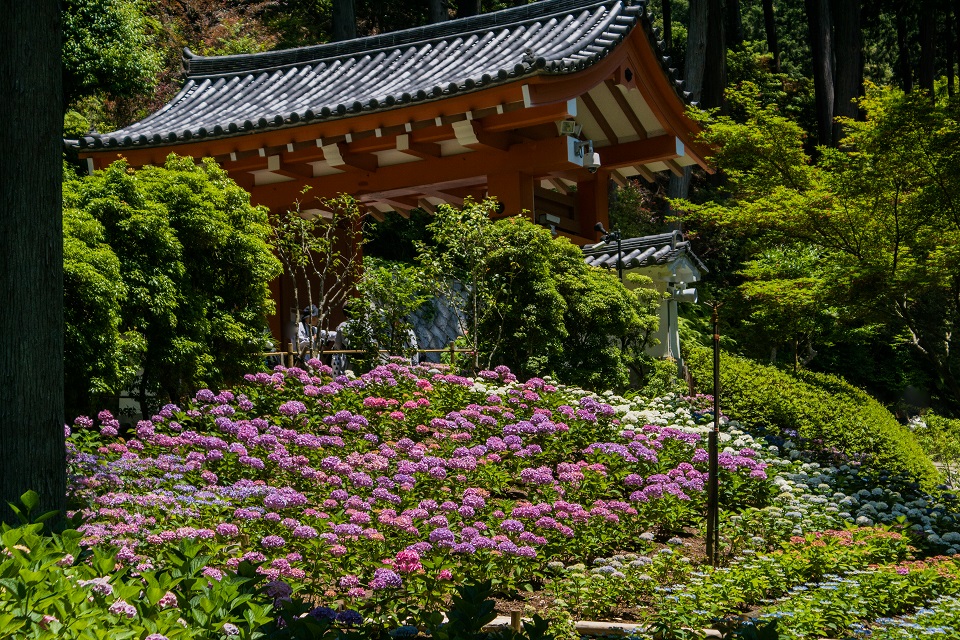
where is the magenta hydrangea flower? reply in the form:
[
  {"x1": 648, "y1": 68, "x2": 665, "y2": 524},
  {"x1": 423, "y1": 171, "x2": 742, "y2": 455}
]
[
  {"x1": 279, "y1": 400, "x2": 308, "y2": 416},
  {"x1": 261, "y1": 535, "x2": 286, "y2": 549}
]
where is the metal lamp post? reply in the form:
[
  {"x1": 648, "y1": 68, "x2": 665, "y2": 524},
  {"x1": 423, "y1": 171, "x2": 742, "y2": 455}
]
[
  {"x1": 594, "y1": 222, "x2": 623, "y2": 282},
  {"x1": 706, "y1": 301, "x2": 722, "y2": 567}
]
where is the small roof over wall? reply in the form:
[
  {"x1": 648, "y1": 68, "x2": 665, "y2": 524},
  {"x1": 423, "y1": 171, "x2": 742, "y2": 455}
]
[{"x1": 583, "y1": 230, "x2": 707, "y2": 273}]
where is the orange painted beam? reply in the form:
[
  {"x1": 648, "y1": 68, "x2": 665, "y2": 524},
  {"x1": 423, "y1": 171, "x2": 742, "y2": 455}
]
[
  {"x1": 247, "y1": 135, "x2": 578, "y2": 211},
  {"x1": 479, "y1": 100, "x2": 575, "y2": 132},
  {"x1": 598, "y1": 135, "x2": 682, "y2": 169}
]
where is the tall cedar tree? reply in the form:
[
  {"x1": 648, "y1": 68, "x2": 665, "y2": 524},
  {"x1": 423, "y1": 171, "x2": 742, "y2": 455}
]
[
  {"x1": 0, "y1": 1, "x2": 65, "y2": 524},
  {"x1": 896, "y1": 6, "x2": 913, "y2": 91},
  {"x1": 832, "y1": 0, "x2": 862, "y2": 142},
  {"x1": 332, "y1": 0, "x2": 357, "y2": 41},
  {"x1": 919, "y1": 8, "x2": 936, "y2": 95},
  {"x1": 458, "y1": 0, "x2": 481, "y2": 18},
  {"x1": 806, "y1": 0, "x2": 835, "y2": 146},
  {"x1": 429, "y1": 0, "x2": 448, "y2": 22},
  {"x1": 762, "y1": 0, "x2": 780, "y2": 72}
]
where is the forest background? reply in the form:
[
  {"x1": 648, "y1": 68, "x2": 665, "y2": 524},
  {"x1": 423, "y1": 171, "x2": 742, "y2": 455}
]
[{"x1": 60, "y1": 0, "x2": 960, "y2": 421}]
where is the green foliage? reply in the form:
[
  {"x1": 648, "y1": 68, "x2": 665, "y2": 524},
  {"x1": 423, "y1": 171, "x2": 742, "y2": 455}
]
[
  {"x1": 344, "y1": 257, "x2": 432, "y2": 370},
  {"x1": 62, "y1": 155, "x2": 281, "y2": 414},
  {"x1": 607, "y1": 181, "x2": 666, "y2": 239},
  {"x1": 417, "y1": 200, "x2": 661, "y2": 387},
  {"x1": 685, "y1": 346, "x2": 938, "y2": 486},
  {"x1": 61, "y1": 0, "x2": 163, "y2": 108},
  {"x1": 0, "y1": 520, "x2": 274, "y2": 638},
  {"x1": 679, "y1": 85, "x2": 960, "y2": 412},
  {"x1": 912, "y1": 413, "x2": 960, "y2": 487},
  {"x1": 63, "y1": 206, "x2": 145, "y2": 416},
  {"x1": 736, "y1": 245, "x2": 837, "y2": 370}
]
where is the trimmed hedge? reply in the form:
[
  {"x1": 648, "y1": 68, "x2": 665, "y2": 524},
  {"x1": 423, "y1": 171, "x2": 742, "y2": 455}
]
[{"x1": 685, "y1": 346, "x2": 938, "y2": 486}]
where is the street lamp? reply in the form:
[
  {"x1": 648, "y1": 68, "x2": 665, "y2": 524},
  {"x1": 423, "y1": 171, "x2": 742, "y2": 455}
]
[{"x1": 594, "y1": 222, "x2": 623, "y2": 282}]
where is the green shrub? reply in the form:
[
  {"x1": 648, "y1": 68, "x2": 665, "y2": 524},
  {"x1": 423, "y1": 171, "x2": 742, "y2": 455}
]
[
  {"x1": 62, "y1": 155, "x2": 282, "y2": 417},
  {"x1": 685, "y1": 346, "x2": 937, "y2": 485},
  {"x1": 912, "y1": 413, "x2": 960, "y2": 486}
]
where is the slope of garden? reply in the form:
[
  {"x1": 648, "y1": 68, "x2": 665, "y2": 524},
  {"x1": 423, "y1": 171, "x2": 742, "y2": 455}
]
[{"x1": 5, "y1": 361, "x2": 960, "y2": 639}]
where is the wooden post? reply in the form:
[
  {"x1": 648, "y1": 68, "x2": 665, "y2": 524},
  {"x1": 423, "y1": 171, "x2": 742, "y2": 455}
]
[
  {"x1": 448, "y1": 340, "x2": 457, "y2": 370},
  {"x1": 510, "y1": 611, "x2": 521, "y2": 632},
  {"x1": 287, "y1": 342, "x2": 295, "y2": 368},
  {"x1": 487, "y1": 171, "x2": 535, "y2": 217},
  {"x1": 576, "y1": 170, "x2": 610, "y2": 238}
]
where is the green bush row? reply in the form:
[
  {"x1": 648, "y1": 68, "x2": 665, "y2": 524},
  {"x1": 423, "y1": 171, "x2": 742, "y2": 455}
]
[{"x1": 685, "y1": 346, "x2": 938, "y2": 486}]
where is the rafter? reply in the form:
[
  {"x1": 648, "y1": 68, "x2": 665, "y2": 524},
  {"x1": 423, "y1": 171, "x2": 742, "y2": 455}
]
[
  {"x1": 604, "y1": 79, "x2": 647, "y2": 140},
  {"x1": 396, "y1": 134, "x2": 442, "y2": 159},
  {"x1": 581, "y1": 90, "x2": 619, "y2": 145},
  {"x1": 452, "y1": 120, "x2": 512, "y2": 152},
  {"x1": 664, "y1": 159, "x2": 685, "y2": 177},
  {"x1": 322, "y1": 142, "x2": 378, "y2": 172},
  {"x1": 633, "y1": 164, "x2": 657, "y2": 183}
]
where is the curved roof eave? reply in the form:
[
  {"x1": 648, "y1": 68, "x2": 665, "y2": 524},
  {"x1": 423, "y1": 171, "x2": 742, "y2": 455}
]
[{"x1": 74, "y1": 0, "x2": 694, "y2": 154}]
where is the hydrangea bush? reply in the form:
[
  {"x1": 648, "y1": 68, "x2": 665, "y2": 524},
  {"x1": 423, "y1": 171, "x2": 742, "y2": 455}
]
[
  {"x1": 65, "y1": 362, "x2": 769, "y2": 630},
  {"x1": 4, "y1": 361, "x2": 958, "y2": 638}
]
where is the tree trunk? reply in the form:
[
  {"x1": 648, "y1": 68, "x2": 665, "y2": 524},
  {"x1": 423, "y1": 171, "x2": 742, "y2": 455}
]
[
  {"x1": 897, "y1": 9, "x2": 913, "y2": 92},
  {"x1": 832, "y1": 0, "x2": 862, "y2": 143},
  {"x1": 668, "y1": 0, "x2": 708, "y2": 201},
  {"x1": 919, "y1": 6, "x2": 936, "y2": 95},
  {"x1": 331, "y1": 0, "x2": 356, "y2": 42},
  {"x1": 0, "y1": 1, "x2": 64, "y2": 524},
  {"x1": 955, "y1": 0, "x2": 960, "y2": 95},
  {"x1": 948, "y1": 3, "x2": 956, "y2": 96},
  {"x1": 701, "y1": 0, "x2": 727, "y2": 109},
  {"x1": 661, "y1": 0, "x2": 672, "y2": 52},
  {"x1": 805, "y1": 0, "x2": 836, "y2": 146},
  {"x1": 762, "y1": 0, "x2": 781, "y2": 72},
  {"x1": 726, "y1": 0, "x2": 745, "y2": 48},
  {"x1": 457, "y1": 0, "x2": 481, "y2": 18},
  {"x1": 428, "y1": 0, "x2": 448, "y2": 24}
]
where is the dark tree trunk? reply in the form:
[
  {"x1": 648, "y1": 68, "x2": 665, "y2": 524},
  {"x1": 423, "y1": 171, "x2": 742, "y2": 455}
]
[
  {"x1": 457, "y1": 0, "x2": 481, "y2": 18},
  {"x1": 805, "y1": 0, "x2": 836, "y2": 146},
  {"x1": 762, "y1": 0, "x2": 781, "y2": 72},
  {"x1": 668, "y1": 0, "x2": 708, "y2": 200},
  {"x1": 332, "y1": 0, "x2": 356, "y2": 42},
  {"x1": 948, "y1": 4, "x2": 956, "y2": 96},
  {"x1": 832, "y1": 0, "x2": 862, "y2": 142},
  {"x1": 897, "y1": 9, "x2": 913, "y2": 92},
  {"x1": 701, "y1": 0, "x2": 727, "y2": 109},
  {"x1": 956, "y1": 1, "x2": 960, "y2": 95},
  {"x1": 919, "y1": 7, "x2": 936, "y2": 95},
  {"x1": 726, "y1": 0, "x2": 745, "y2": 48},
  {"x1": 0, "y1": 1, "x2": 64, "y2": 524},
  {"x1": 661, "y1": 0, "x2": 672, "y2": 52},
  {"x1": 428, "y1": 0, "x2": 448, "y2": 23}
]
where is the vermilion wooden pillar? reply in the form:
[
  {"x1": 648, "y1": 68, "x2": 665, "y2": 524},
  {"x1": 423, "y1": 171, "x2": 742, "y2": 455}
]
[
  {"x1": 577, "y1": 170, "x2": 610, "y2": 238},
  {"x1": 487, "y1": 171, "x2": 535, "y2": 217}
]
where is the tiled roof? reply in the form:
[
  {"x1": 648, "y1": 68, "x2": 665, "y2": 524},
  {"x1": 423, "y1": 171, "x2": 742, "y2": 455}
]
[
  {"x1": 582, "y1": 230, "x2": 707, "y2": 272},
  {"x1": 74, "y1": 0, "x2": 688, "y2": 151}
]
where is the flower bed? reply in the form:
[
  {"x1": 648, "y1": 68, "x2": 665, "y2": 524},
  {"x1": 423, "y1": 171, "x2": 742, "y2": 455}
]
[{"x1": 3, "y1": 361, "x2": 960, "y2": 638}]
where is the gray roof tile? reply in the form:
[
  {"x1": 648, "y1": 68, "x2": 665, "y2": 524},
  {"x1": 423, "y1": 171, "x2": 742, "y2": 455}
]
[
  {"x1": 582, "y1": 230, "x2": 707, "y2": 272},
  {"x1": 74, "y1": 0, "x2": 687, "y2": 151}
]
